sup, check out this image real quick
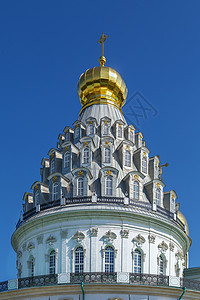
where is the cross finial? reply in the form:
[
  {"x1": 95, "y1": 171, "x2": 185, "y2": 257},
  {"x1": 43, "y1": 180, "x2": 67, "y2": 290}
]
[{"x1": 97, "y1": 32, "x2": 108, "y2": 66}]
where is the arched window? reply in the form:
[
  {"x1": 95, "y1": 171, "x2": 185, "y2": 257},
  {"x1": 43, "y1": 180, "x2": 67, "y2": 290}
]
[
  {"x1": 31, "y1": 257, "x2": 34, "y2": 277},
  {"x1": 51, "y1": 158, "x2": 55, "y2": 173},
  {"x1": 75, "y1": 247, "x2": 84, "y2": 273},
  {"x1": 64, "y1": 151, "x2": 70, "y2": 168},
  {"x1": 105, "y1": 176, "x2": 112, "y2": 196},
  {"x1": 52, "y1": 182, "x2": 59, "y2": 201},
  {"x1": 88, "y1": 124, "x2": 94, "y2": 135},
  {"x1": 77, "y1": 177, "x2": 84, "y2": 196},
  {"x1": 125, "y1": 150, "x2": 131, "y2": 167},
  {"x1": 104, "y1": 147, "x2": 111, "y2": 163},
  {"x1": 118, "y1": 125, "x2": 122, "y2": 138},
  {"x1": 83, "y1": 147, "x2": 89, "y2": 164},
  {"x1": 133, "y1": 181, "x2": 139, "y2": 200},
  {"x1": 159, "y1": 255, "x2": 164, "y2": 275},
  {"x1": 103, "y1": 122, "x2": 109, "y2": 135},
  {"x1": 155, "y1": 188, "x2": 161, "y2": 206},
  {"x1": 133, "y1": 249, "x2": 142, "y2": 273},
  {"x1": 130, "y1": 130, "x2": 134, "y2": 142},
  {"x1": 142, "y1": 156, "x2": 147, "y2": 173},
  {"x1": 35, "y1": 190, "x2": 40, "y2": 205},
  {"x1": 49, "y1": 250, "x2": 56, "y2": 274},
  {"x1": 105, "y1": 246, "x2": 114, "y2": 272}
]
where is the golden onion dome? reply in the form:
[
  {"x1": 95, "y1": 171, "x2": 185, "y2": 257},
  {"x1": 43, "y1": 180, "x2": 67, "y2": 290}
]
[
  {"x1": 177, "y1": 210, "x2": 189, "y2": 236},
  {"x1": 77, "y1": 66, "x2": 128, "y2": 113}
]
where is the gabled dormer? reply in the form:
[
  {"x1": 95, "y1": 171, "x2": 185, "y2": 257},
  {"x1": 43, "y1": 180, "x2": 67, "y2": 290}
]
[
  {"x1": 135, "y1": 132, "x2": 143, "y2": 149},
  {"x1": 31, "y1": 181, "x2": 49, "y2": 206},
  {"x1": 63, "y1": 126, "x2": 74, "y2": 142},
  {"x1": 61, "y1": 141, "x2": 79, "y2": 174},
  {"x1": 125, "y1": 125, "x2": 135, "y2": 144},
  {"x1": 164, "y1": 190, "x2": 177, "y2": 213},
  {"x1": 133, "y1": 146, "x2": 150, "y2": 176},
  {"x1": 100, "y1": 117, "x2": 111, "y2": 137},
  {"x1": 86, "y1": 117, "x2": 97, "y2": 137},
  {"x1": 101, "y1": 136, "x2": 114, "y2": 167},
  {"x1": 23, "y1": 192, "x2": 33, "y2": 213},
  {"x1": 48, "y1": 148, "x2": 62, "y2": 174},
  {"x1": 123, "y1": 171, "x2": 145, "y2": 201},
  {"x1": 40, "y1": 158, "x2": 50, "y2": 184},
  {"x1": 116, "y1": 140, "x2": 135, "y2": 171},
  {"x1": 72, "y1": 167, "x2": 93, "y2": 197},
  {"x1": 48, "y1": 173, "x2": 70, "y2": 201},
  {"x1": 80, "y1": 136, "x2": 95, "y2": 168},
  {"x1": 112, "y1": 120, "x2": 125, "y2": 140},
  {"x1": 144, "y1": 179, "x2": 165, "y2": 207},
  {"x1": 149, "y1": 155, "x2": 160, "y2": 180},
  {"x1": 73, "y1": 120, "x2": 86, "y2": 143},
  {"x1": 99, "y1": 167, "x2": 119, "y2": 197}
]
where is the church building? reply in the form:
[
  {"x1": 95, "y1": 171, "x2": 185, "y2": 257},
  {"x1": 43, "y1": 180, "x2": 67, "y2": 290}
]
[{"x1": 0, "y1": 34, "x2": 200, "y2": 300}]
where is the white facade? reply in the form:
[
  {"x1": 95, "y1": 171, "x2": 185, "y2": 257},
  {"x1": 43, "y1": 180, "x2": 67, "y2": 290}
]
[{"x1": 1, "y1": 54, "x2": 199, "y2": 300}]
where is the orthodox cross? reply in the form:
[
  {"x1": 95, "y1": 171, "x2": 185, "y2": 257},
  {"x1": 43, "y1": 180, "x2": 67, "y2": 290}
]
[
  {"x1": 97, "y1": 32, "x2": 108, "y2": 66},
  {"x1": 97, "y1": 32, "x2": 108, "y2": 57}
]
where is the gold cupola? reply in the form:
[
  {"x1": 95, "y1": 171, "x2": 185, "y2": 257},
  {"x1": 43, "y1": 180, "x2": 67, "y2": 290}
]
[{"x1": 77, "y1": 33, "x2": 128, "y2": 114}]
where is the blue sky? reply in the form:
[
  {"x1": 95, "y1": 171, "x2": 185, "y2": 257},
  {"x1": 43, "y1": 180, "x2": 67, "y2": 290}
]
[{"x1": 0, "y1": 0, "x2": 200, "y2": 281}]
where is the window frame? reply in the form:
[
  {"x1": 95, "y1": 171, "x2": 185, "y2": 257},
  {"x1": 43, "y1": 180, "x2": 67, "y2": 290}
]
[
  {"x1": 75, "y1": 246, "x2": 84, "y2": 273},
  {"x1": 49, "y1": 250, "x2": 56, "y2": 274},
  {"x1": 117, "y1": 125, "x2": 122, "y2": 138},
  {"x1": 52, "y1": 182, "x2": 59, "y2": 201},
  {"x1": 125, "y1": 150, "x2": 131, "y2": 167},
  {"x1": 155, "y1": 188, "x2": 161, "y2": 206},
  {"x1": 83, "y1": 147, "x2": 89, "y2": 164},
  {"x1": 105, "y1": 246, "x2": 114, "y2": 273},
  {"x1": 51, "y1": 158, "x2": 55, "y2": 173},
  {"x1": 133, "y1": 180, "x2": 139, "y2": 200},
  {"x1": 64, "y1": 151, "x2": 70, "y2": 169},
  {"x1": 142, "y1": 156, "x2": 147, "y2": 173},
  {"x1": 105, "y1": 176, "x2": 112, "y2": 196},
  {"x1": 104, "y1": 147, "x2": 111, "y2": 163},
  {"x1": 133, "y1": 249, "x2": 142, "y2": 273},
  {"x1": 77, "y1": 177, "x2": 84, "y2": 196}
]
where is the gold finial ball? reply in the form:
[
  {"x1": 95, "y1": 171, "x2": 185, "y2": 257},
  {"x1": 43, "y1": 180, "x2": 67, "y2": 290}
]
[
  {"x1": 77, "y1": 65, "x2": 128, "y2": 112},
  {"x1": 99, "y1": 56, "x2": 106, "y2": 67}
]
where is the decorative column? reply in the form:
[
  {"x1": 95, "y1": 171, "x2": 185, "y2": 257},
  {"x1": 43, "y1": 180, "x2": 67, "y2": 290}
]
[
  {"x1": 90, "y1": 227, "x2": 98, "y2": 272},
  {"x1": 120, "y1": 229, "x2": 129, "y2": 272}
]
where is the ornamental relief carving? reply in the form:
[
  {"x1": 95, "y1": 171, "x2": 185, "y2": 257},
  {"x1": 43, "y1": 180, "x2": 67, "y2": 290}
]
[
  {"x1": 121, "y1": 229, "x2": 129, "y2": 238},
  {"x1": 72, "y1": 231, "x2": 85, "y2": 242},
  {"x1": 158, "y1": 241, "x2": 168, "y2": 253},
  {"x1": 148, "y1": 234, "x2": 155, "y2": 244},
  {"x1": 132, "y1": 234, "x2": 145, "y2": 246},
  {"x1": 102, "y1": 230, "x2": 117, "y2": 243},
  {"x1": 169, "y1": 242, "x2": 174, "y2": 252},
  {"x1": 90, "y1": 227, "x2": 98, "y2": 237},
  {"x1": 175, "y1": 250, "x2": 184, "y2": 260},
  {"x1": 27, "y1": 242, "x2": 35, "y2": 252},
  {"x1": 37, "y1": 235, "x2": 44, "y2": 245},
  {"x1": 46, "y1": 235, "x2": 57, "y2": 246}
]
